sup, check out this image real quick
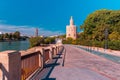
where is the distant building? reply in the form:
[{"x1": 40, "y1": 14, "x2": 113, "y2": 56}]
[
  {"x1": 66, "y1": 16, "x2": 77, "y2": 40},
  {"x1": 50, "y1": 35, "x2": 58, "y2": 37},
  {"x1": 55, "y1": 38, "x2": 62, "y2": 44},
  {"x1": 35, "y1": 28, "x2": 38, "y2": 37}
]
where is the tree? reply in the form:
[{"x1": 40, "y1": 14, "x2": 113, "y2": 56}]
[
  {"x1": 0, "y1": 34, "x2": 4, "y2": 40},
  {"x1": 13, "y1": 31, "x2": 20, "y2": 40},
  {"x1": 9, "y1": 33, "x2": 13, "y2": 39},
  {"x1": 4, "y1": 33, "x2": 9, "y2": 39},
  {"x1": 80, "y1": 9, "x2": 120, "y2": 50},
  {"x1": 58, "y1": 34, "x2": 66, "y2": 39},
  {"x1": 109, "y1": 31, "x2": 120, "y2": 41},
  {"x1": 63, "y1": 37, "x2": 73, "y2": 44},
  {"x1": 29, "y1": 37, "x2": 44, "y2": 48},
  {"x1": 44, "y1": 37, "x2": 55, "y2": 44}
]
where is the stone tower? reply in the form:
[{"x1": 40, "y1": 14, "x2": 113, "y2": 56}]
[
  {"x1": 35, "y1": 28, "x2": 38, "y2": 37},
  {"x1": 66, "y1": 16, "x2": 77, "y2": 40}
]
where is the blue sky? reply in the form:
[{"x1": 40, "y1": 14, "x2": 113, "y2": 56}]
[{"x1": 0, "y1": 0, "x2": 120, "y2": 36}]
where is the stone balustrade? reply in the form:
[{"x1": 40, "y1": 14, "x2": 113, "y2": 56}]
[{"x1": 0, "y1": 44, "x2": 63, "y2": 80}]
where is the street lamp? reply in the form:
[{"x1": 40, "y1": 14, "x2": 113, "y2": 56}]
[{"x1": 104, "y1": 28, "x2": 108, "y2": 51}]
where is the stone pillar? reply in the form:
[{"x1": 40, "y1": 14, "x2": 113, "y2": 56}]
[
  {"x1": 49, "y1": 47, "x2": 53, "y2": 60},
  {"x1": 38, "y1": 51, "x2": 43, "y2": 68},
  {"x1": 56, "y1": 46, "x2": 59, "y2": 54},
  {"x1": 55, "y1": 46, "x2": 58, "y2": 55},
  {"x1": 39, "y1": 48, "x2": 45, "y2": 68},
  {"x1": 0, "y1": 51, "x2": 21, "y2": 80},
  {"x1": 52, "y1": 46, "x2": 56, "y2": 56},
  {"x1": 36, "y1": 48, "x2": 44, "y2": 69},
  {"x1": 53, "y1": 47, "x2": 56, "y2": 56}
]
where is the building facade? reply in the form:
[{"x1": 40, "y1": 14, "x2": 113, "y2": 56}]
[{"x1": 66, "y1": 16, "x2": 77, "y2": 40}]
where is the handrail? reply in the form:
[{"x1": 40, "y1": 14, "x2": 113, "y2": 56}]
[
  {"x1": 0, "y1": 44, "x2": 63, "y2": 80},
  {"x1": 44, "y1": 48, "x2": 50, "y2": 64},
  {"x1": 21, "y1": 51, "x2": 40, "y2": 80}
]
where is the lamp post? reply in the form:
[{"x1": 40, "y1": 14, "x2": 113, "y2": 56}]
[{"x1": 104, "y1": 28, "x2": 108, "y2": 51}]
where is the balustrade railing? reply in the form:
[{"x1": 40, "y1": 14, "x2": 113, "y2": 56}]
[
  {"x1": 52, "y1": 47, "x2": 56, "y2": 56},
  {"x1": 44, "y1": 49, "x2": 50, "y2": 63},
  {"x1": 21, "y1": 51, "x2": 40, "y2": 80},
  {"x1": 0, "y1": 44, "x2": 63, "y2": 80}
]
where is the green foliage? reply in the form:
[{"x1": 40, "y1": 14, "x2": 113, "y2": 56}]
[
  {"x1": 79, "y1": 9, "x2": 120, "y2": 50},
  {"x1": 13, "y1": 31, "x2": 20, "y2": 40},
  {"x1": 0, "y1": 34, "x2": 4, "y2": 40},
  {"x1": 4, "y1": 33, "x2": 9, "y2": 39},
  {"x1": 62, "y1": 9, "x2": 120, "y2": 50},
  {"x1": 44, "y1": 37, "x2": 55, "y2": 44},
  {"x1": 81, "y1": 9, "x2": 120, "y2": 41},
  {"x1": 109, "y1": 31, "x2": 120, "y2": 41},
  {"x1": 0, "y1": 31, "x2": 22, "y2": 41},
  {"x1": 29, "y1": 37, "x2": 56, "y2": 48},
  {"x1": 108, "y1": 40, "x2": 120, "y2": 50},
  {"x1": 58, "y1": 34, "x2": 66, "y2": 39},
  {"x1": 63, "y1": 37, "x2": 73, "y2": 44},
  {"x1": 29, "y1": 37, "x2": 44, "y2": 48}
]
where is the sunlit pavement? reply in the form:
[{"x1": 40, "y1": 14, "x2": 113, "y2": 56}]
[
  {"x1": 31, "y1": 45, "x2": 120, "y2": 80},
  {"x1": 49, "y1": 45, "x2": 120, "y2": 80}
]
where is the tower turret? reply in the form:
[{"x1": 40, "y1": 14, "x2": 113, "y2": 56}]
[{"x1": 70, "y1": 16, "x2": 74, "y2": 25}]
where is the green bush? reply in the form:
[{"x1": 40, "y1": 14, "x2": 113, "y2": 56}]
[
  {"x1": 29, "y1": 37, "x2": 56, "y2": 48},
  {"x1": 108, "y1": 40, "x2": 120, "y2": 50},
  {"x1": 29, "y1": 37, "x2": 44, "y2": 48},
  {"x1": 44, "y1": 37, "x2": 55, "y2": 44}
]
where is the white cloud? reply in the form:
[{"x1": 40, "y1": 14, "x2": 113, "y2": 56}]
[{"x1": 0, "y1": 24, "x2": 63, "y2": 36}]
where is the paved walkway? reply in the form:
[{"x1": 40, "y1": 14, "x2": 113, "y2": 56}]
[
  {"x1": 78, "y1": 45, "x2": 120, "y2": 57},
  {"x1": 31, "y1": 45, "x2": 120, "y2": 80}
]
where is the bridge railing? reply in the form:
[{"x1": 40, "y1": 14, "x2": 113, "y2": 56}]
[
  {"x1": 0, "y1": 44, "x2": 63, "y2": 80},
  {"x1": 21, "y1": 51, "x2": 41, "y2": 80},
  {"x1": 52, "y1": 47, "x2": 57, "y2": 56},
  {"x1": 44, "y1": 48, "x2": 51, "y2": 63}
]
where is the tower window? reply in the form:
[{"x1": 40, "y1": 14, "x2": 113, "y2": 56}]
[{"x1": 68, "y1": 34, "x2": 70, "y2": 36}]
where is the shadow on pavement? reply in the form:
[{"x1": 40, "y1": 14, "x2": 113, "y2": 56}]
[
  {"x1": 30, "y1": 46, "x2": 64, "y2": 80},
  {"x1": 44, "y1": 63, "x2": 60, "y2": 68},
  {"x1": 0, "y1": 63, "x2": 9, "y2": 80},
  {"x1": 52, "y1": 56, "x2": 62, "y2": 59},
  {"x1": 42, "y1": 78, "x2": 56, "y2": 80}
]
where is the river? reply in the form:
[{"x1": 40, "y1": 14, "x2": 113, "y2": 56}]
[{"x1": 0, "y1": 40, "x2": 30, "y2": 52}]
